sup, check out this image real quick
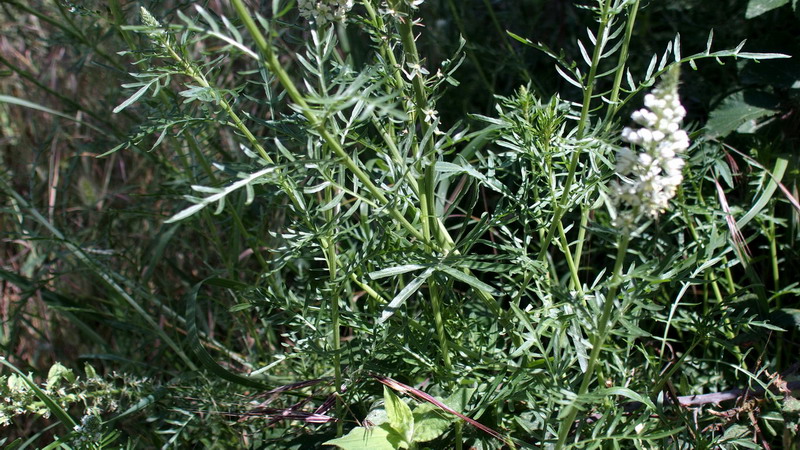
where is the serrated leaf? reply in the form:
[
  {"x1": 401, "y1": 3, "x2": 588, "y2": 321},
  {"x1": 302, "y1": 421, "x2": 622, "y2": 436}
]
[
  {"x1": 705, "y1": 90, "x2": 779, "y2": 138},
  {"x1": 323, "y1": 424, "x2": 402, "y2": 449}
]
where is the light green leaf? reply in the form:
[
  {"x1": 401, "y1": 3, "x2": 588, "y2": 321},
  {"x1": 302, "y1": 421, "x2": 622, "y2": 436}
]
[
  {"x1": 323, "y1": 424, "x2": 402, "y2": 449},
  {"x1": 736, "y1": 157, "x2": 787, "y2": 229},
  {"x1": 412, "y1": 405, "x2": 452, "y2": 443},
  {"x1": 596, "y1": 387, "x2": 655, "y2": 410},
  {"x1": 384, "y1": 386, "x2": 414, "y2": 445}
]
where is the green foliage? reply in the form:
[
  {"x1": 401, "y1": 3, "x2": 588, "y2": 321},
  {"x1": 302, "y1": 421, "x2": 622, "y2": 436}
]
[
  {"x1": 324, "y1": 386, "x2": 456, "y2": 449},
  {"x1": 1, "y1": 0, "x2": 799, "y2": 448}
]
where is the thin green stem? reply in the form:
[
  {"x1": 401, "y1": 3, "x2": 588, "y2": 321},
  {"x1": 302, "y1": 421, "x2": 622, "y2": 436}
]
[
  {"x1": 231, "y1": 0, "x2": 425, "y2": 242},
  {"x1": 571, "y1": 208, "x2": 590, "y2": 291},
  {"x1": 557, "y1": 221, "x2": 581, "y2": 294},
  {"x1": 605, "y1": 0, "x2": 640, "y2": 123},
  {"x1": 537, "y1": 0, "x2": 611, "y2": 264},
  {"x1": 555, "y1": 234, "x2": 629, "y2": 448}
]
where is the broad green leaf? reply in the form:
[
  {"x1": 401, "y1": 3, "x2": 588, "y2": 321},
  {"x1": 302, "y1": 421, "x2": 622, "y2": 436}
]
[
  {"x1": 745, "y1": 0, "x2": 789, "y2": 18},
  {"x1": 412, "y1": 405, "x2": 452, "y2": 443},
  {"x1": 384, "y1": 386, "x2": 414, "y2": 445},
  {"x1": 323, "y1": 424, "x2": 402, "y2": 449},
  {"x1": 705, "y1": 90, "x2": 779, "y2": 138},
  {"x1": 411, "y1": 387, "x2": 474, "y2": 443}
]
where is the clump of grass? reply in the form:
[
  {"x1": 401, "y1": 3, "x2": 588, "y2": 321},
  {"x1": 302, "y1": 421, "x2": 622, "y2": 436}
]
[{"x1": 2, "y1": 0, "x2": 799, "y2": 448}]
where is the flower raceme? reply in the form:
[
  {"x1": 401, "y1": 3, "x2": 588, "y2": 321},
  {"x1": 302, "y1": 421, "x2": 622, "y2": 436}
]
[
  {"x1": 297, "y1": 0, "x2": 355, "y2": 24},
  {"x1": 612, "y1": 67, "x2": 690, "y2": 229}
]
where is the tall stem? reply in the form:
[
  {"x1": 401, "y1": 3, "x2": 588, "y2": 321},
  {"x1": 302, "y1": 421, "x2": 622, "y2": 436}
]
[
  {"x1": 605, "y1": 0, "x2": 641, "y2": 123},
  {"x1": 555, "y1": 234, "x2": 629, "y2": 448},
  {"x1": 231, "y1": 0, "x2": 424, "y2": 242},
  {"x1": 537, "y1": 0, "x2": 611, "y2": 264}
]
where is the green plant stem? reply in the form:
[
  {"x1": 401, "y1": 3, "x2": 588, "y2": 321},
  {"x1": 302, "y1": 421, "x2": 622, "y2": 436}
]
[
  {"x1": 537, "y1": 0, "x2": 611, "y2": 264},
  {"x1": 231, "y1": 0, "x2": 424, "y2": 242},
  {"x1": 392, "y1": 1, "x2": 444, "y2": 249},
  {"x1": 155, "y1": 34, "x2": 275, "y2": 165},
  {"x1": 571, "y1": 208, "x2": 590, "y2": 291},
  {"x1": 557, "y1": 221, "x2": 581, "y2": 293},
  {"x1": 389, "y1": 7, "x2": 456, "y2": 427},
  {"x1": 605, "y1": 0, "x2": 640, "y2": 123},
  {"x1": 361, "y1": 2, "x2": 405, "y2": 90},
  {"x1": 555, "y1": 233, "x2": 629, "y2": 448}
]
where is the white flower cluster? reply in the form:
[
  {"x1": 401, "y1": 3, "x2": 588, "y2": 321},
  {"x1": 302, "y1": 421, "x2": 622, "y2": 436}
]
[
  {"x1": 298, "y1": 0, "x2": 354, "y2": 25},
  {"x1": 612, "y1": 68, "x2": 690, "y2": 229}
]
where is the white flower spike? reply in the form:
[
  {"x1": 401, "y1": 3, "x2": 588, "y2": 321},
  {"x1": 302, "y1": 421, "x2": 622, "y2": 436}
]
[{"x1": 612, "y1": 66, "x2": 689, "y2": 229}]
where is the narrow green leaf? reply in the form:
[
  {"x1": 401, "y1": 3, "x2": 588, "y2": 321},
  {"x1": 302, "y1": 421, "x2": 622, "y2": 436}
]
[
  {"x1": 113, "y1": 81, "x2": 152, "y2": 113},
  {"x1": 369, "y1": 264, "x2": 428, "y2": 280},
  {"x1": 438, "y1": 265, "x2": 499, "y2": 295},
  {"x1": 736, "y1": 157, "x2": 787, "y2": 229},
  {"x1": 596, "y1": 387, "x2": 655, "y2": 410},
  {"x1": 378, "y1": 268, "x2": 434, "y2": 324},
  {"x1": 0, "y1": 94, "x2": 105, "y2": 134},
  {"x1": 186, "y1": 278, "x2": 271, "y2": 390}
]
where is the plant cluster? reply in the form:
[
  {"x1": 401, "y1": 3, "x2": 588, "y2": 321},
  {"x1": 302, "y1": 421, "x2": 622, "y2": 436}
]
[{"x1": 1, "y1": 0, "x2": 799, "y2": 448}]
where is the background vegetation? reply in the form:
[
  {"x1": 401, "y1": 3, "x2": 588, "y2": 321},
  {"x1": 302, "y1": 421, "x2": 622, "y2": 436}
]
[{"x1": 1, "y1": 0, "x2": 799, "y2": 448}]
